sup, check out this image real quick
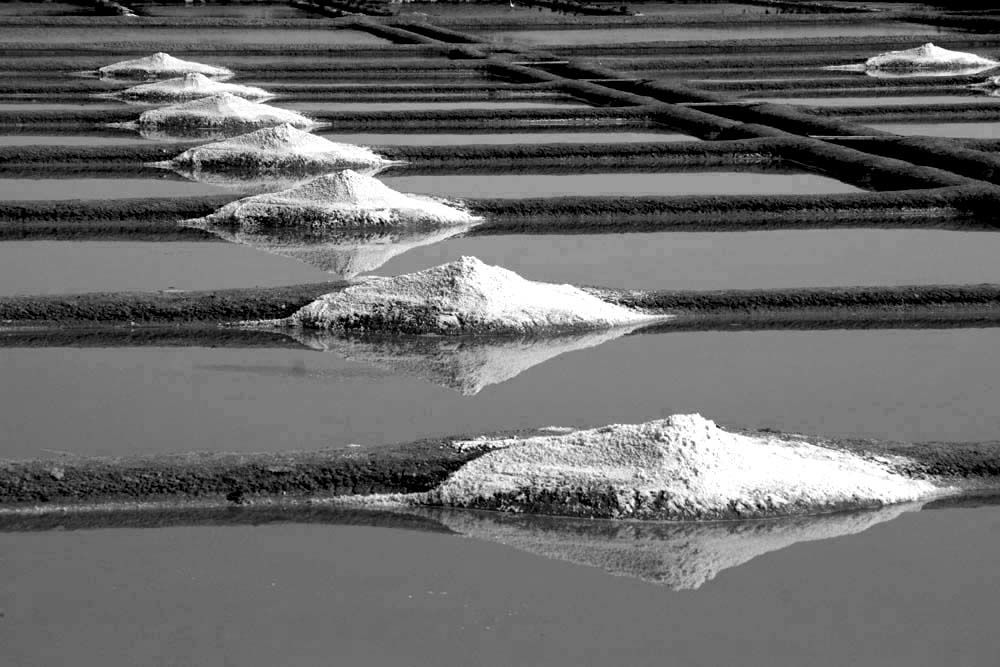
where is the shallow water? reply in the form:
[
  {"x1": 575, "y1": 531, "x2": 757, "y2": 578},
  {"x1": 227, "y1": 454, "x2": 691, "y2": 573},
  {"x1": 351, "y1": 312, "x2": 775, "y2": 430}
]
[
  {"x1": 130, "y1": 2, "x2": 312, "y2": 19},
  {"x1": 277, "y1": 100, "x2": 592, "y2": 113},
  {"x1": 0, "y1": 1, "x2": 86, "y2": 16},
  {"x1": 746, "y1": 95, "x2": 993, "y2": 107},
  {"x1": 317, "y1": 131, "x2": 696, "y2": 145},
  {"x1": 381, "y1": 171, "x2": 859, "y2": 198},
  {"x1": 477, "y1": 23, "x2": 949, "y2": 46},
  {"x1": 3, "y1": 327, "x2": 1000, "y2": 458},
  {"x1": 4, "y1": 503, "x2": 998, "y2": 667},
  {"x1": 0, "y1": 177, "x2": 234, "y2": 200},
  {"x1": 867, "y1": 121, "x2": 1000, "y2": 138},
  {"x1": 0, "y1": 134, "x2": 156, "y2": 146},
  {"x1": 0, "y1": 27, "x2": 388, "y2": 46}
]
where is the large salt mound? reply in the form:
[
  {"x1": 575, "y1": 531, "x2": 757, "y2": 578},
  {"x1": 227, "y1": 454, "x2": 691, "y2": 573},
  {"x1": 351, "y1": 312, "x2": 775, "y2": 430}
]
[
  {"x1": 116, "y1": 73, "x2": 271, "y2": 102},
  {"x1": 98, "y1": 52, "x2": 233, "y2": 79},
  {"x1": 187, "y1": 224, "x2": 474, "y2": 279},
  {"x1": 280, "y1": 256, "x2": 663, "y2": 335},
  {"x1": 167, "y1": 124, "x2": 393, "y2": 174},
  {"x1": 136, "y1": 93, "x2": 313, "y2": 131},
  {"x1": 435, "y1": 503, "x2": 918, "y2": 589},
  {"x1": 189, "y1": 170, "x2": 479, "y2": 231},
  {"x1": 864, "y1": 43, "x2": 998, "y2": 72},
  {"x1": 293, "y1": 324, "x2": 645, "y2": 395},
  {"x1": 429, "y1": 414, "x2": 940, "y2": 519}
]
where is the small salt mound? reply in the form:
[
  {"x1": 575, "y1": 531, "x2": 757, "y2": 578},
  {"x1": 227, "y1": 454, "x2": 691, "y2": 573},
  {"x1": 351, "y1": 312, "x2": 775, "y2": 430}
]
[
  {"x1": 189, "y1": 170, "x2": 479, "y2": 231},
  {"x1": 189, "y1": 224, "x2": 474, "y2": 279},
  {"x1": 167, "y1": 124, "x2": 392, "y2": 173},
  {"x1": 436, "y1": 503, "x2": 917, "y2": 589},
  {"x1": 98, "y1": 52, "x2": 233, "y2": 79},
  {"x1": 864, "y1": 43, "x2": 998, "y2": 72},
  {"x1": 281, "y1": 256, "x2": 663, "y2": 335},
  {"x1": 116, "y1": 73, "x2": 272, "y2": 101},
  {"x1": 136, "y1": 93, "x2": 314, "y2": 131},
  {"x1": 430, "y1": 414, "x2": 940, "y2": 519},
  {"x1": 294, "y1": 324, "x2": 645, "y2": 395}
]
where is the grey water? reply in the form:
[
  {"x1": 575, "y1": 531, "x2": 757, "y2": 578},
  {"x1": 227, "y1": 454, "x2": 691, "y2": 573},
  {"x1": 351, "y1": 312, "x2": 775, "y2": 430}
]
[
  {"x1": 0, "y1": 27, "x2": 389, "y2": 46},
  {"x1": 0, "y1": 178, "x2": 235, "y2": 200},
  {"x1": 3, "y1": 327, "x2": 1000, "y2": 459},
  {"x1": 277, "y1": 100, "x2": 593, "y2": 113},
  {"x1": 318, "y1": 131, "x2": 697, "y2": 145},
  {"x1": 745, "y1": 95, "x2": 994, "y2": 107},
  {"x1": 867, "y1": 122, "x2": 1000, "y2": 138}
]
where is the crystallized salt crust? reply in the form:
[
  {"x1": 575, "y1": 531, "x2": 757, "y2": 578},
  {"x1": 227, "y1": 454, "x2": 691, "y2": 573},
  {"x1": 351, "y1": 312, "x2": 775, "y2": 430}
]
[
  {"x1": 429, "y1": 413, "x2": 940, "y2": 520},
  {"x1": 294, "y1": 325, "x2": 643, "y2": 395},
  {"x1": 135, "y1": 93, "x2": 314, "y2": 131},
  {"x1": 98, "y1": 52, "x2": 233, "y2": 79},
  {"x1": 864, "y1": 42, "x2": 998, "y2": 72},
  {"x1": 190, "y1": 170, "x2": 479, "y2": 231},
  {"x1": 116, "y1": 73, "x2": 272, "y2": 101},
  {"x1": 436, "y1": 502, "x2": 918, "y2": 589},
  {"x1": 167, "y1": 124, "x2": 393, "y2": 174},
  {"x1": 280, "y1": 256, "x2": 664, "y2": 335}
]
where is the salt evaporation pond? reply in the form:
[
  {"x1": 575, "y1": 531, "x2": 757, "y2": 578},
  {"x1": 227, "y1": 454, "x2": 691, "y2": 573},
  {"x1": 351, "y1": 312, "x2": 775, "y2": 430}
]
[
  {"x1": 0, "y1": 134, "x2": 158, "y2": 146},
  {"x1": 3, "y1": 327, "x2": 1000, "y2": 458},
  {"x1": 0, "y1": 27, "x2": 390, "y2": 46},
  {"x1": 4, "y1": 504, "x2": 997, "y2": 667},
  {"x1": 128, "y1": 1, "x2": 312, "y2": 19},
  {"x1": 379, "y1": 171, "x2": 860, "y2": 198},
  {"x1": 275, "y1": 100, "x2": 592, "y2": 113},
  {"x1": 745, "y1": 95, "x2": 994, "y2": 107},
  {"x1": 0, "y1": 178, "x2": 240, "y2": 201},
  {"x1": 477, "y1": 23, "x2": 949, "y2": 46},
  {"x1": 866, "y1": 122, "x2": 1000, "y2": 138},
  {"x1": 0, "y1": 1, "x2": 87, "y2": 16},
  {"x1": 317, "y1": 131, "x2": 698, "y2": 145}
]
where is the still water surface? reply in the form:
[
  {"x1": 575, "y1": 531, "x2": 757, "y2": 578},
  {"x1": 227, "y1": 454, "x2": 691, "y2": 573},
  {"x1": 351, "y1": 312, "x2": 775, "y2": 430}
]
[{"x1": 1, "y1": 504, "x2": 998, "y2": 666}]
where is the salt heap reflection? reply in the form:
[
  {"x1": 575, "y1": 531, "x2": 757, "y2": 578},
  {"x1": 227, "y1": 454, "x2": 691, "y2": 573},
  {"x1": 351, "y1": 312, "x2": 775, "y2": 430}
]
[{"x1": 429, "y1": 503, "x2": 920, "y2": 590}]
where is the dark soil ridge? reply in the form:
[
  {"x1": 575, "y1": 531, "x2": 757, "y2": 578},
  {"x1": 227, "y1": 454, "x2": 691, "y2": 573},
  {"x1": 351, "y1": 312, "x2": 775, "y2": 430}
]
[
  {"x1": 1, "y1": 429, "x2": 999, "y2": 514},
  {"x1": 3, "y1": 282, "x2": 1000, "y2": 327}
]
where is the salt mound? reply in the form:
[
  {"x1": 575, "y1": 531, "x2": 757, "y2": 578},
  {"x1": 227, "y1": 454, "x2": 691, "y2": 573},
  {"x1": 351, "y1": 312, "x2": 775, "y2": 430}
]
[
  {"x1": 864, "y1": 43, "x2": 998, "y2": 72},
  {"x1": 98, "y1": 52, "x2": 233, "y2": 79},
  {"x1": 187, "y1": 224, "x2": 474, "y2": 279},
  {"x1": 116, "y1": 73, "x2": 272, "y2": 101},
  {"x1": 279, "y1": 256, "x2": 664, "y2": 335},
  {"x1": 136, "y1": 93, "x2": 314, "y2": 131},
  {"x1": 435, "y1": 503, "x2": 918, "y2": 589},
  {"x1": 429, "y1": 413, "x2": 940, "y2": 519},
  {"x1": 167, "y1": 124, "x2": 393, "y2": 174},
  {"x1": 188, "y1": 170, "x2": 479, "y2": 231},
  {"x1": 293, "y1": 324, "x2": 645, "y2": 395}
]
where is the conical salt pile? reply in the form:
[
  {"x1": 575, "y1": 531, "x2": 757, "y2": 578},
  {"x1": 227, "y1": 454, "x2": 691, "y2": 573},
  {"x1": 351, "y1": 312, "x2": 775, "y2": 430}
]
[
  {"x1": 428, "y1": 413, "x2": 939, "y2": 520},
  {"x1": 136, "y1": 93, "x2": 313, "y2": 131},
  {"x1": 98, "y1": 52, "x2": 233, "y2": 79},
  {"x1": 167, "y1": 123, "x2": 392, "y2": 173},
  {"x1": 277, "y1": 256, "x2": 664, "y2": 335},
  {"x1": 864, "y1": 43, "x2": 998, "y2": 71},
  {"x1": 187, "y1": 170, "x2": 479, "y2": 231},
  {"x1": 116, "y1": 73, "x2": 271, "y2": 101}
]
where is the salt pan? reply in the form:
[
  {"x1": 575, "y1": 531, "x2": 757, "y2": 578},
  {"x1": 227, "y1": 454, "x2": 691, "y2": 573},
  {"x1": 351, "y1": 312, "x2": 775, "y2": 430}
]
[
  {"x1": 135, "y1": 93, "x2": 314, "y2": 131},
  {"x1": 115, "y1": 73, "x2": 272, "y2": 102},
  {"x1": 98, "y1": 52, "x2": 233, "y2": 79}
]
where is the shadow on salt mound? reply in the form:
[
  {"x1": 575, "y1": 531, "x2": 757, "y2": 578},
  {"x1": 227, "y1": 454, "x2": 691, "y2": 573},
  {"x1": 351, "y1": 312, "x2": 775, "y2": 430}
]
[
  {"x1": 428, "y1": 414, "x2": 943, "y2": 520},
  {"x1": 157, "y1": 124, "x2": 396, "y2": 177},
  {"x1": 111, "y1": 73, "x2": 272, "y2": 102},
  {"x1": 184, "y1": 222, "x2": 476, "y2": 279},
  {"x1": 430, "y1": 502, "x2": 920, "y2": 589},
  {"x1": 289, "y1": 323, "x2": 649, "y2": 395},
  {"x1": 121, "y1": 93, "x2": 315, "y2": 133},
  {"x1": 269, "y1": 256, "x2": 666, "y2": 336},
  {"x1": 826, "y1": 43, "x2": 999, "y2": 78},
  {"x1": 97, "y1": 52, "x2": 233, "y2": 80},
  {"x1": 185, "y1": 170, "x2": 480, "y2": 232}
]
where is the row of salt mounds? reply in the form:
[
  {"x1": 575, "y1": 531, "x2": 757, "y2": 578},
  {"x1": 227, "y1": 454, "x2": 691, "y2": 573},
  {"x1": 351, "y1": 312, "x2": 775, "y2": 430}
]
[
  {"x1": 133, "y1": 93, "x2": 313, "y2": 132},
  {"x1": 98, "y1": 52, "x2": 233, "y2": 80},
  {"x1": 277, "y1": 256, "x2": 664, "y2": 336},
  {"x1": 189, "y1": 170, "x2": 478, "y2": 232},
  {"x1": 115, "y1": 73, "x2": 272, "y2": 102},
  {"x1": 826, "y1": 43, "x2": 999, "y2": 78},
  {"x1": 163, "y1": 124, "x2": 394, "y2": 175},
  {"x1": 428, "y1": 413, "x2": 940, "y2": 520},
  {"x1": 434, "y1": 503, "x2": 918, "y2": 590}
]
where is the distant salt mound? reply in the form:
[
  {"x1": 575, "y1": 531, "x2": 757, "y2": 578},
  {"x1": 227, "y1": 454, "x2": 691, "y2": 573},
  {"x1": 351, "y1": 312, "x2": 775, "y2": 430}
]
[
  {"x1": 436, "y1": 503, "x2": 918, "y2": 589},
  {"x1": 279, "y1": 256, "x2": 664, "y2": 335},
  {"x1": 165, "y1": 124, "x2": 393, "y2": 174},
  {"x1": 429, "y1": 413, "x2": 940, "y2": 519},
  {"x1": 188, "y1": 224, "x2": 474, "y2": 279},
  {"x1": 826, "y1": 43, "x2": 1000, "y2": 77},
  {"x1": 98, "y1": 52, "x2": 233, "y2": 79},
  {"x1": 294, "y1": 324, "x2": 645, "y2": 395},
  {"x1": 135, "y1": 93, "x2": 314, "y2": 131},
  {"x1": 189, "y1": 170, "x2": 479, "y2": 231},
  {"x1": 116, "y1": 73, "x2": 271, "y2": 101}
]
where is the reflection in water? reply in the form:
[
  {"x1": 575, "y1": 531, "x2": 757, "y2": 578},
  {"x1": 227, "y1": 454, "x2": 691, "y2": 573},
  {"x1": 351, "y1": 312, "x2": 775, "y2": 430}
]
[
  {"x1": 429, "y1": 503, "x2": 921, "y2": 590},
  {"x1": 184, "y1": 222, "x2": 477, "y2": 279},
  {"x1": 291, "y1": 325, "x2": 650, "y2": 395},
  {"x1": 865, "y1": 64, "x2": 999, "y2": 79}
]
